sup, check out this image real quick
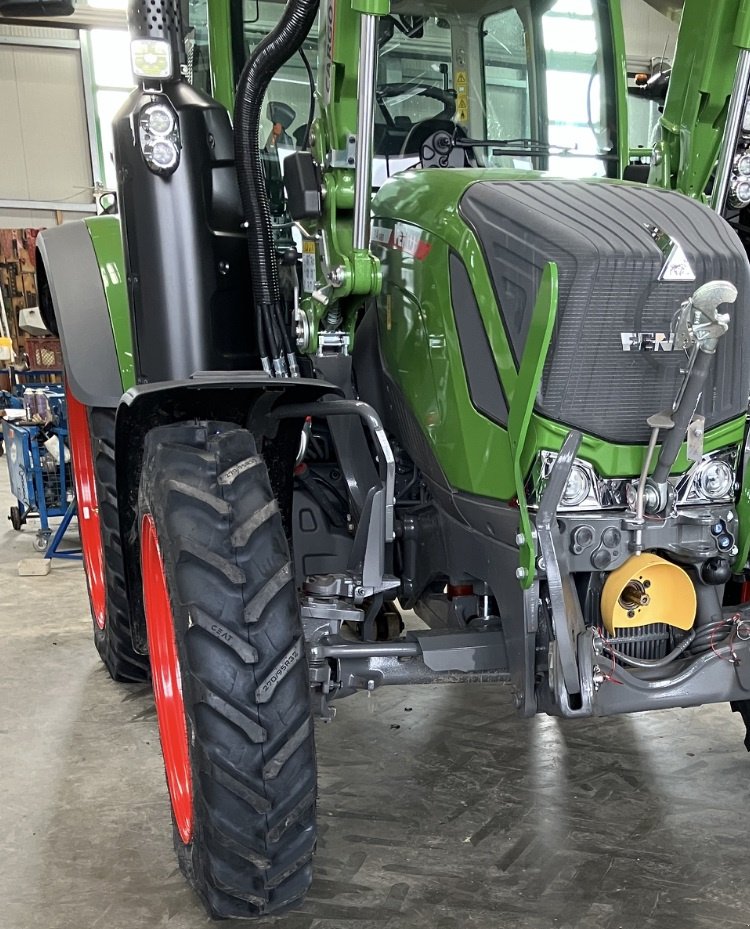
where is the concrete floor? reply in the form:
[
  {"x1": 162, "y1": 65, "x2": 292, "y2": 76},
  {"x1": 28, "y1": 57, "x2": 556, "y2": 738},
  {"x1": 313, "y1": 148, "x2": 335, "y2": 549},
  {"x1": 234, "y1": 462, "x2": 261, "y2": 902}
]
[{"x1": 4, "y1": 466, "x2": 750, "y2": 929}]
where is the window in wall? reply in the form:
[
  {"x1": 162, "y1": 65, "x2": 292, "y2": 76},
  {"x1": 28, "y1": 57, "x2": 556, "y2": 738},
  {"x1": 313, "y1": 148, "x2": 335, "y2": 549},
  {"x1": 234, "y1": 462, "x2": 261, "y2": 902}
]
[{"x1": 83, "y1": 28, "x2": 133, "y2": 190}]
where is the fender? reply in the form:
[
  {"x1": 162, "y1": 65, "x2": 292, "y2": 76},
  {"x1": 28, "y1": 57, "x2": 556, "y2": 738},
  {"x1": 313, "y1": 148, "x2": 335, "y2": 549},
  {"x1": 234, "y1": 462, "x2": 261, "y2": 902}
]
[
  {"x1": 114, "y1": 374, "x2": 342, "y2": 652},
  {"x1": 37, "y1": 217, "x2": 133, "y2": 407}
]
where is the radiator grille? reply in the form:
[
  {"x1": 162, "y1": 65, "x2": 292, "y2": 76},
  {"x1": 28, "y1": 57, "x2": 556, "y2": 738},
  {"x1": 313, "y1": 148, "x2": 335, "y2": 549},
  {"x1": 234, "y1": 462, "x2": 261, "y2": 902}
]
[{"x1": 460, "y1": 180, "x2": 750, "y2": 444}]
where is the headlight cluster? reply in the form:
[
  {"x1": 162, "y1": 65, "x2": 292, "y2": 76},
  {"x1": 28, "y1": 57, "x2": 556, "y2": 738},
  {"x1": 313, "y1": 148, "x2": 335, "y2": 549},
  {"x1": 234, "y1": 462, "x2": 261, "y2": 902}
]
[
  {"x1": 138, "y1": 100, "x2": 181, "y2": 176},
  {"x1": 680, "y1": 453, "x2": 737, "y2": 503},
  {"x1": 730, "y1": 109, "x2": 750, "y2": 207},
  {"x1": 530, "y1": 447, "x2": 738, "y2": 512}
]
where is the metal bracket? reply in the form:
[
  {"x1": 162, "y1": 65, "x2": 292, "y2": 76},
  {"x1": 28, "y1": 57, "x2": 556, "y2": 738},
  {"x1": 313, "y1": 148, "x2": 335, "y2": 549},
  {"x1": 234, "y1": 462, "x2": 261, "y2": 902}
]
[
  {"x1": 536, "y1": 430, "x2": 585, "y2": 699},
  {"x1": 273, "y1": 397, "x2": 395, "y2": 595},
  {"x1": 326, "y1": 134, "x2": 357, "y2": 170},
  {"x1": 317, "y1": 332, "x2": 350, "y2": 356}
]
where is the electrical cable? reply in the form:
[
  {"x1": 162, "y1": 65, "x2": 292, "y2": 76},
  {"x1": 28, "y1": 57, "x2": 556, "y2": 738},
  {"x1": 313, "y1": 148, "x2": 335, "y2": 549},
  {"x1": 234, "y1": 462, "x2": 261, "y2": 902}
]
[
  {"x1": 604, "y1": 631, "x2": 696, "y2": 668},
  {"x1": 298, "y1": 44, "x2": 315, "y2": 150}
]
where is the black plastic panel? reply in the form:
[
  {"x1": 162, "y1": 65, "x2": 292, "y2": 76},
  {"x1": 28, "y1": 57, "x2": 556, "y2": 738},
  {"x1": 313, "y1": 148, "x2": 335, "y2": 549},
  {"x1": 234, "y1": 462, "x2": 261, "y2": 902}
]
[
  {"x1": 460, "y1": 180, "x2": 750, "y2": 444},
  {"x1": 113, "y1": 81, "x2": 255, "y2": 383},
  {"x1": 36, "y1": 222, "x2": 123, "y2": 407},
  {"x1": 449, "y1": 252, "x2": 508, "y2": 426}
]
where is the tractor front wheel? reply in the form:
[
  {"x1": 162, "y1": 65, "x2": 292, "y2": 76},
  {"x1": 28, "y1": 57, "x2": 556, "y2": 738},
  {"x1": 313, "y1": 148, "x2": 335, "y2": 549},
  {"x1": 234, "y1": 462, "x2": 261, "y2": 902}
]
[
  {"x1": 138, "y1": 421, "x2": 317, "y2": 919},
  {"x1": 67, "y1": 394, "x2": 149, "y2": 682}
]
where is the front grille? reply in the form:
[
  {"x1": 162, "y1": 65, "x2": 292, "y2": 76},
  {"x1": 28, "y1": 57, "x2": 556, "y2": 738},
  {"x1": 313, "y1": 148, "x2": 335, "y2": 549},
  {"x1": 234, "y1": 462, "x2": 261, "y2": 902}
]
[{"x1": 459, "y1": 179, "x2": 750, "y2": 444}]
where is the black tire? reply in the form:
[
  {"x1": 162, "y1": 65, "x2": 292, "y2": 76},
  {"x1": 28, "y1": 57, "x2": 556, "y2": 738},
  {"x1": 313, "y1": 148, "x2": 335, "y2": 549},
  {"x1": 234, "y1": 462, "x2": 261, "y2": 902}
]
[
  {"x1": 71, "y1": 401, "x2": 149, "y2": 682},
  {"x1": 9, "y1": 505, "x2": 24, "y2": 531},
  {"x1": 139, "y1": 421, "x2": 317, "y2": 919}
]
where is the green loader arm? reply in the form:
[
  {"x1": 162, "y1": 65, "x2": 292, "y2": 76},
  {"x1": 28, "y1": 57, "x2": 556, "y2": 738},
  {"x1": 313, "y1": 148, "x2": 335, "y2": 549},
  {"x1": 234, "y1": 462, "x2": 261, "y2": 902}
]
[{"x1": 654, "y1": 0, "x2": 750, "y2": 199}]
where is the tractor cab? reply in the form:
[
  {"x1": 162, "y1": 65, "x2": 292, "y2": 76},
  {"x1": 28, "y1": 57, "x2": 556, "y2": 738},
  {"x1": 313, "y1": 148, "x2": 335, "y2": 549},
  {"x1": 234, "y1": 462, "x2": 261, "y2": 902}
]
[
  {"x1": 195, "y1": 0, "x2": 627, "y2": 185},
  {"x1": 371, "y1": 0, "x2": 624, "y2": 181}
]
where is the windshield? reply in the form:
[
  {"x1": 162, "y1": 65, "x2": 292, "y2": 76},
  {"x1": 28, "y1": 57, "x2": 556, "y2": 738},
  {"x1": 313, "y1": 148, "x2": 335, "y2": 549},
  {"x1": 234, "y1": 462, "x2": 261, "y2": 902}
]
[
  {"x1": 233, "y1": 0, "x2": 619, "y2": 182},
  {"x1": 378, "y1": 0, "x2": 618, "y2": 178}
]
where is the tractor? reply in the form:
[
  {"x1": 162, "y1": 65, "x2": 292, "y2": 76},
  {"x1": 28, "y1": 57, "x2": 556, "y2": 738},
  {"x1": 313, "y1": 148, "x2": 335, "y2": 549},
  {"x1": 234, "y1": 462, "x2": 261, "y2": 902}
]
[{"x1": 4, "y1": 0, "x2": 750, "y2": 918}]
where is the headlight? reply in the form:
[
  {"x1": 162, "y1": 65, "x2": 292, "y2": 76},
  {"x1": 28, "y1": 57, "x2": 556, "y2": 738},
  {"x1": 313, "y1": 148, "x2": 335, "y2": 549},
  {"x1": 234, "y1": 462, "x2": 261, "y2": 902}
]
[
  {"x1": 730, "y1": 176, "x2": 750, "y2": 207},
  {"x1": 138, "y1": 100, "x2": 181, "y2": 176},
  {"x1": 131, "y1": 38, "x2": 174, "y2": 80},
  {"x1": 695, "y1": 459, "x2": 735, "y2": 500},
  {"x1": 148, "y1": 139, "x2": 179, "y2": 170},
  {"x1": 143, "y1": 104, "x2": 175, "y2": 137},
  {"x1": 737, "y1": 154, "x2": 750, "y2": 176},
  {"x1": 562, "y1": 465, "x2": 591, "y2": 507}
]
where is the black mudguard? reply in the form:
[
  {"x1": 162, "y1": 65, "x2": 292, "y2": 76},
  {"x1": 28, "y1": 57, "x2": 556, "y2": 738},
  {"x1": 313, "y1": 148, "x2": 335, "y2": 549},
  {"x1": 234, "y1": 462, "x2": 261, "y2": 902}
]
[
  {"x1": 114, "y1": 374, "x2": 341, "y2": 651},
  {"x1": 36, "y1": 222, "x2": 123, "y2": 407}
]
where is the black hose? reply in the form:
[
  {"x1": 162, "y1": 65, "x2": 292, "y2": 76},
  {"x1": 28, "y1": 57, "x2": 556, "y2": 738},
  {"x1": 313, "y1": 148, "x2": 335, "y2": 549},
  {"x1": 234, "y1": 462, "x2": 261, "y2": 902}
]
[
  {"x1": 299, "y1": 44, "x2": 315, "y2": 150},
  {"x1": 606, "y1": 631, "x2": 695, "y2": 668},
  {"x1": 273, "y1": 302, "x2": 294, "y2": 356},
  {"x1": 233, "y1": 0, "x2": 319, "y2": 367}
]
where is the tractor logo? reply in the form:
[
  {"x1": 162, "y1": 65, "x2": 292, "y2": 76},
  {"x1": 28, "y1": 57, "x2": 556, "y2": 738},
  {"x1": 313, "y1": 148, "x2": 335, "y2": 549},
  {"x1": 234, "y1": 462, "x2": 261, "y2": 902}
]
[
  {"x1": 643, "y1": 222, "x2": 696, "y2": 282},
  {"x1": 659, "y1": 241, "x2": 696, "y2": 282},
  {"x1": 621, "y1": 332, "x2": 674, "y2": 352}
]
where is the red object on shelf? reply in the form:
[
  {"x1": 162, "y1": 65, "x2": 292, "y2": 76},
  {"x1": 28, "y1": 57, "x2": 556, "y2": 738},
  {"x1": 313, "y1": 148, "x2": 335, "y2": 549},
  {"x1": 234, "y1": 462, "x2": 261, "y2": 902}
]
[{"x1": 24, "y1": 337, "x2": 63, "y2": 370}]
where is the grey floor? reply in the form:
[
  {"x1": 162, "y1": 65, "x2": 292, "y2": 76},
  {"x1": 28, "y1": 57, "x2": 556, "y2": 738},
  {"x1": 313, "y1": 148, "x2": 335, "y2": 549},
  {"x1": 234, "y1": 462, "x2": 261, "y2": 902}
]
[{"x1": 3, "y1": 467, "x2": 750, "y2": 929}]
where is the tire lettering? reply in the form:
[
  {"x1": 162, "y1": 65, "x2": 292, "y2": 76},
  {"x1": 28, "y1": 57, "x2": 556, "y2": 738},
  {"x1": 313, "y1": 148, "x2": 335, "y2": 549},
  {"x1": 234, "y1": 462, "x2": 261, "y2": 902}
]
[{"x1": 256, "y1": 639, "x2": 302, "y2": 703}]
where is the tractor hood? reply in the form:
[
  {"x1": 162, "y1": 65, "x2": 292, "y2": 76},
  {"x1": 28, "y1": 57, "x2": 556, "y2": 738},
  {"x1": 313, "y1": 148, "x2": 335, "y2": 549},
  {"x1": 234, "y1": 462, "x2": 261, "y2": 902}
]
[{"x1": 457, "y1": 179, "x2": 750, "y2": 444}]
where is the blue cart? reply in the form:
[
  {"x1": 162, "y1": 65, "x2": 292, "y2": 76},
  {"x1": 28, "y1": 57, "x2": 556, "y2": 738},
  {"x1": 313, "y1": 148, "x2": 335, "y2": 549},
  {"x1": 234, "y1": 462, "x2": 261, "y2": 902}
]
[{"x1": 3, "y1": 418, "x2": 73, "y2": 551}]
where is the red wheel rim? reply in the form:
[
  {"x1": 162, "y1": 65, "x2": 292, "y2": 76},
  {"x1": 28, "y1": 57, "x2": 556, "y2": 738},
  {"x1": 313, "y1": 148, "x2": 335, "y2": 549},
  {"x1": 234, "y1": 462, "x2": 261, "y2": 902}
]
[
  {"x1": 141, "y1": 514, "x2": 194, "y2": 844},
  {"x1": 67, "y1": 392, "x2": 106, "y2": 630}
]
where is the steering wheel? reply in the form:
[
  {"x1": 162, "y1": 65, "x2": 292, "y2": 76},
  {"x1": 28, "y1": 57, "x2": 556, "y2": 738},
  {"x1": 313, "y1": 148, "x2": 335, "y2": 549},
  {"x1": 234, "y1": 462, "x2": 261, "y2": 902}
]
[{"x1": 376, "y1": 81, "x2": 457, "y2": 126}]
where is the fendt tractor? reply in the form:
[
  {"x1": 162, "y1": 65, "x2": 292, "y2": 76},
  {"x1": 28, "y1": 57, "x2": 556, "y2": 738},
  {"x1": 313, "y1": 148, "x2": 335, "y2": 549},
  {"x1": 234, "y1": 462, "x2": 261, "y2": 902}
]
[{"x1": 5, "y1": 0, "x2": 750, "y2": 917}]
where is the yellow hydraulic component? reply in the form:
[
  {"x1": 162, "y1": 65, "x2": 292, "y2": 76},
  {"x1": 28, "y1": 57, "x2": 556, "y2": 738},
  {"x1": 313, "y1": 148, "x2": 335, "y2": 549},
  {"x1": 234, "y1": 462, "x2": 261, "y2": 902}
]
[{"x1": 601, "y1": 553, "x2": 696, "y2": 634}]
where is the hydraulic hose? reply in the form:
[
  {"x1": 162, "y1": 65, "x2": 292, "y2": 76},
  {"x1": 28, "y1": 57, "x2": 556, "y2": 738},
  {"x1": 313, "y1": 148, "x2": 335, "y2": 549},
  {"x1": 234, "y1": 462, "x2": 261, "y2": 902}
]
[{"x1": 234, "y1": 0, "x2": 319, "y2": 374}]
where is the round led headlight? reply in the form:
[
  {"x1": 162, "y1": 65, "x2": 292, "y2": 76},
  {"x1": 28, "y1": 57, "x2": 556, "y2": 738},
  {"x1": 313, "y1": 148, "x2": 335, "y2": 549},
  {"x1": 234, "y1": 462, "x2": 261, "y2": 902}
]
[
  {"x1": 730, "y1": 176, "x2": 750, "y2": 207},
  {"x1": 143, "y1": 104, "x2": 175, "y2": 137},
  {"x1": 562, "y1": 464, "x2": 591, "y2": 507},
  {"x1": 148, "y1": 139, "x2": 179, "y2": 171},
  {"x1": 696, "y1": 459, "x2": 734, "y2": 500}
]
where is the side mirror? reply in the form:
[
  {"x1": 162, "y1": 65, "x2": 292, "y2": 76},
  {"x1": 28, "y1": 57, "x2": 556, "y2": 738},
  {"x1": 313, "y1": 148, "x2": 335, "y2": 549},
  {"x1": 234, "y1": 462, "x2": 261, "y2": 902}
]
[{"x1": 0, "y1": 0, "x2": 75, "y2": 16}]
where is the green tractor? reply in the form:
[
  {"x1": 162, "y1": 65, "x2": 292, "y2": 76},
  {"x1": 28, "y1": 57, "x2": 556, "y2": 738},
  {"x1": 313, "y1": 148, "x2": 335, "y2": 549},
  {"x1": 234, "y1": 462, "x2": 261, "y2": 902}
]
[{"x1": 6, "y1": 0, "x2": 750, "y2": 918}]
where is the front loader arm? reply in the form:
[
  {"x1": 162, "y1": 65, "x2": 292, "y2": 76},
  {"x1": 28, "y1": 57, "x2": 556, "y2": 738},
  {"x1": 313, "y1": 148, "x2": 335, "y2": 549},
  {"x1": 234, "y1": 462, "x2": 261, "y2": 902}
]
[
  {"x1": 654, "y1": 0, "x2": 750, "y2": 200},
  {"x1": 299, "y1": 0, "x2": 388, "y2": 352}
]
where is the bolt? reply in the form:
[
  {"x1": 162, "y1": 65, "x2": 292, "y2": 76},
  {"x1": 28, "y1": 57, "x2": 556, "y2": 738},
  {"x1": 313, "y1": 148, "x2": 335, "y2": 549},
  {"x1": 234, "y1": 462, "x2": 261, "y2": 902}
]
[
  {"x1": 329, "y1": 265, "x2": 346, "y2": 287},
  {"x1": 354, "y1": 586, "x2": 366, "y2": 599},
  {"x1": 537, "y1": 557, "x2": 546, "y2": 571},
  {"x1": 515, "y1": 567, "x2": 528, "y2": 581},
  {"x1": 515, "y1": 532, "x2": 526, "y2": 546},
  {"x1": 367, "y1": 679, "x2": 376, "y2": 692}
]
